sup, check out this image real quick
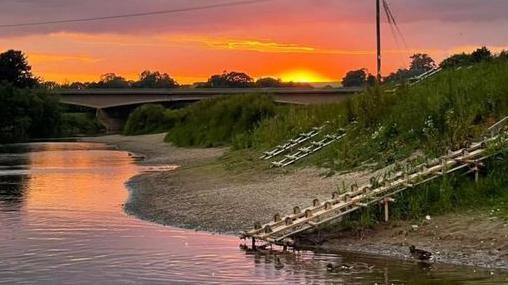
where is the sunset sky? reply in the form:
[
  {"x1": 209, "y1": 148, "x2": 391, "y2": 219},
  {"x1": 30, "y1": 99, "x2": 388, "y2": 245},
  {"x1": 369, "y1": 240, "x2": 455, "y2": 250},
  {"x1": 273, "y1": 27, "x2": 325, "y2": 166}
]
[{"x1": 1, "y1": 0, "x2": 508, "y2": 84}]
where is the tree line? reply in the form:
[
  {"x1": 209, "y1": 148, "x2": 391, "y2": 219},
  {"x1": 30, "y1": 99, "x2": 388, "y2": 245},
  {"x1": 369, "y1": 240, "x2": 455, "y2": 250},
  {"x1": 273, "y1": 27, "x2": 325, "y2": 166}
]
[
  {"x1": 2, "y1": 47, "x2": 507, "y2": 92},
  {"x1": 342, "y1": 47, "x2": 508, "y2": 87},
  {"x1": 57, "y1": 71, "x2": 313, "y2": 89}
]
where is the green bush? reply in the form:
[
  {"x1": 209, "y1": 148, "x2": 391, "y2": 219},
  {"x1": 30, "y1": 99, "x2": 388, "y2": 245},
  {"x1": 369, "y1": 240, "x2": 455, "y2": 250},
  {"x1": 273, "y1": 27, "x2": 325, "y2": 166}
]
[
  {"x1": 60, "y1": 112, "x2": 103, "y2": 136},
  {"x1": 123, "y1": 104, "x2": 182, "y2": 136},
  {"x1": 165, "y1": 94, "x2": 276, "y2": 147}
]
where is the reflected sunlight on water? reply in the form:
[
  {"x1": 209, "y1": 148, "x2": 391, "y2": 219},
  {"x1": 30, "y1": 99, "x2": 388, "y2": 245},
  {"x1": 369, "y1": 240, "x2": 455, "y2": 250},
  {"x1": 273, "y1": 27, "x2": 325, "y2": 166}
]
[{"x1": 0, "y1": 142, "x2": 506, "y2": 284}]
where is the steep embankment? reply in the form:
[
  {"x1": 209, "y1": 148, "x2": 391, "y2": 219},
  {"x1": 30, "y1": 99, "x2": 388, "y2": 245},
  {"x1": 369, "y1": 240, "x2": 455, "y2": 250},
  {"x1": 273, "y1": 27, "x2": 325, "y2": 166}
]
[{"x1": 113, "y1": 59, "x2": 508, "y2": 270}]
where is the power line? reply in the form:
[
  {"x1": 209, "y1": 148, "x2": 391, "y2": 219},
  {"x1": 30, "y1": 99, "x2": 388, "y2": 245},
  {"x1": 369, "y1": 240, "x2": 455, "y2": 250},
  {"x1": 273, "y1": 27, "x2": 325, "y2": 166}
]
[
  {"x1": 382, "y1": 0, "x2": 411, "y2": 67},
  {"x1": 0, "y1": 0, "x2": 273, "y2": 28},
  {"x1": 383, "y1": 0, "x2": 408, "y2": 49}
]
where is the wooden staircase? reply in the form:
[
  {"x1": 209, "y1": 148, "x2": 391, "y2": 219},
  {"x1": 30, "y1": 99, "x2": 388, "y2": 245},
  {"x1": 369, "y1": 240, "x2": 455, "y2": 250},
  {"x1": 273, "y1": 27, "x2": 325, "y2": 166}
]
[
  {"x1": 260, "y1": 125, "x2": 325, "y2": 160},
  {"x1": 242, "y1": 117, "x2": 508, "y2": 246},
  {"x1": 260, "y1": 123, "x2": 347, "y2": 168}
]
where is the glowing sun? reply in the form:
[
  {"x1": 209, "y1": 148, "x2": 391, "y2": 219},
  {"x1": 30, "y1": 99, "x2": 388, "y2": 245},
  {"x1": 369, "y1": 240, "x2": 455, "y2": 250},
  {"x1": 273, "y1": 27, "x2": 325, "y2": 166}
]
[{"x1": 278, "y1": 69, "x2": 332, "y2": 83}]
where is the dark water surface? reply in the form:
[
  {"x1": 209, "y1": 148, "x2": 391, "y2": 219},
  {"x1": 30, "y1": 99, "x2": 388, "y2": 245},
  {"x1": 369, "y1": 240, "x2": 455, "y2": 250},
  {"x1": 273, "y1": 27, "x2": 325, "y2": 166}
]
[{"x1": 0, "y1": 142, "x2": 506, "y2": 284}]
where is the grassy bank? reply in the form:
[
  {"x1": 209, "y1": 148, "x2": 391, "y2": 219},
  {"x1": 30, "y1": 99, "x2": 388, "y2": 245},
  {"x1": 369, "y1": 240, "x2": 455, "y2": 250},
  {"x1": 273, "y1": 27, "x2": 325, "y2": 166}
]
[
  {"x1": 249, "y1": 60, "x2": 508, "y2": 171},
  {"x1": 164, "y1": 94, "x2": 276, "y2": 147},
  {"x1": 254, "y1": 59, "x2": 508, "y2": 225},
  {"x1": 120, "y1": 58, "x2": 508, "y2": 228}
]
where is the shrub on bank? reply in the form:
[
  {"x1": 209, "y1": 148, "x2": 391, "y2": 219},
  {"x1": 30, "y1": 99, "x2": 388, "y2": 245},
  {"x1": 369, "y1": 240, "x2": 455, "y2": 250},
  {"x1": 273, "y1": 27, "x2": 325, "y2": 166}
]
[
  {"x1": 123, "y1": 104, "x2": 182, "y2": 136},
  {"x1": 60, "y1": 112, "x2": 104, "y2": 136},
  {"x1": 165, "y1": 94, "x2": 276, "y2": 147}
]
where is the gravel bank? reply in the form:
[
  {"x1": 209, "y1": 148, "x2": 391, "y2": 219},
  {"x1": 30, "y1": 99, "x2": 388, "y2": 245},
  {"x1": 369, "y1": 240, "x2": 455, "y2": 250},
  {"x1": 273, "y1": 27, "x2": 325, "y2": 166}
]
[{"x1": 82, "y1": 133, "x2": 508, "y2": 271}]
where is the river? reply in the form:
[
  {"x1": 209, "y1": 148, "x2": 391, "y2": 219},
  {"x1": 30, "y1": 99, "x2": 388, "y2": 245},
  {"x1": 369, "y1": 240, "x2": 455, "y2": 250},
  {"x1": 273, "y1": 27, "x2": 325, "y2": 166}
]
[{"x1": 0, "y1": 142, "x2": 506, "y2": 284}]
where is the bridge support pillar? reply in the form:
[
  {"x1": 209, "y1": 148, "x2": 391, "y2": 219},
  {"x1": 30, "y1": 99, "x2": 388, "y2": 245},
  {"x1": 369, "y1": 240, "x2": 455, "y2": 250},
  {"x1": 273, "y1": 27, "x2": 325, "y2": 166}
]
[{"x1": 96, "y1": 108, "x2": 124, "y2": 134}]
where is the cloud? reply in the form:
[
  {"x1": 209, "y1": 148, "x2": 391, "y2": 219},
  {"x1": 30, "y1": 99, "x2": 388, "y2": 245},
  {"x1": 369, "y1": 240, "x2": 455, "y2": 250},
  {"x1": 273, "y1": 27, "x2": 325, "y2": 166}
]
[
  {"x1": 27, "y1": 53, "x2": 101, "y2": 64},
  {"x1": 0, "y1": 0, "x2": 507, "y2": 37}
]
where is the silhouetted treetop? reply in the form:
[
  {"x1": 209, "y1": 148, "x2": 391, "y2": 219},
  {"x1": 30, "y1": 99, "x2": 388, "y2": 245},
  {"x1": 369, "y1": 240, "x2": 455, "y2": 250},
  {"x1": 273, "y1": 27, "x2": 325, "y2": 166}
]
[
  {"x1": 200, "y1": 71, "x2": 254, "y2": 88},
  {"x1": 97, "y1": 73, "x2": 130, "y2": 88},
  {"x1": 0, "y1": 50, "x2": 38, "y2": 88},
  {"x1": 440, "y1": 47, "x2": 493, "y2": 69},
  {"x1": 342, "y1": 69, "x2": 375, "y2": 87},
  {"x1": 133, "y1": 70, "x2": 178, "y2": 88},
  {"x1": 255, "y1": 77, "x2": 282, "y2": 88},
  {"x1": 384, "y1": 53, "x2": 436, "y2": 83},
  {"x1": 409, "y1": 54, "x2": 436, "y2": 73}
]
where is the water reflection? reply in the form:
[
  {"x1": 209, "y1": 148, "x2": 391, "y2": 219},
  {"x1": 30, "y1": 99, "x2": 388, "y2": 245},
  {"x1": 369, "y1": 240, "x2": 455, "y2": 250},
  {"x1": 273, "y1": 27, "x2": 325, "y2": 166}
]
[
  {"x1": 0, "y1": 148, "x2": 31, "y2": 210},
  {"x1": 0, "y1": 175, "x2": 29, "y2": 210},
  {"x1": 0, "y1": 142, "x2": 506, "y2": 284}
]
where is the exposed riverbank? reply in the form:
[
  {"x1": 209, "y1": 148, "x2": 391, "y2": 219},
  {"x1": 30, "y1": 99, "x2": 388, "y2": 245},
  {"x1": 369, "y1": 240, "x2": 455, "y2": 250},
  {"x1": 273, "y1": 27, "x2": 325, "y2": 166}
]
[{"x1": 82, "y1": 133, "x2": 508, "y2": 271}]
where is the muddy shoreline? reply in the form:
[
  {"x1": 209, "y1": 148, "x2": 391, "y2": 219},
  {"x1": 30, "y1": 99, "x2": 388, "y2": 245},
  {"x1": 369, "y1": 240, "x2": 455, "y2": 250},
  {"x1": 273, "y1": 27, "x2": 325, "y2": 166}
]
[{"x1": 82, "y1": 134, "x2": 508, "y2": 271}]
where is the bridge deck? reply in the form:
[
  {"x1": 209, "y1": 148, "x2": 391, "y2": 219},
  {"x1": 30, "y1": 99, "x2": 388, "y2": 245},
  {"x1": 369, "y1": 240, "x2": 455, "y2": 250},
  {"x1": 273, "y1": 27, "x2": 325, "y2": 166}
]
[{"x1": 53, "y1": 87, "x2": 362, "y2": 109}]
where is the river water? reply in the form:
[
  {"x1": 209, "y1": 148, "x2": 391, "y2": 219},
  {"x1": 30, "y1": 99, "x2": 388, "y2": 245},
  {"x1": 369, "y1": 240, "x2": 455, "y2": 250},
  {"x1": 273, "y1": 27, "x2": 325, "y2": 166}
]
[{"x1": 0, "y1": 142, "x2": 506, "y2": 284}]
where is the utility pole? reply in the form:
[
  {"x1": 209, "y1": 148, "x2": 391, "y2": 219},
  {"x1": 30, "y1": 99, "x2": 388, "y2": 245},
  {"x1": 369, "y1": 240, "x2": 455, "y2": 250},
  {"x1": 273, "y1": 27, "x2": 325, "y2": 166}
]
[{"x1": 376, "y1": 0, "x2": 382, "y2": 82}]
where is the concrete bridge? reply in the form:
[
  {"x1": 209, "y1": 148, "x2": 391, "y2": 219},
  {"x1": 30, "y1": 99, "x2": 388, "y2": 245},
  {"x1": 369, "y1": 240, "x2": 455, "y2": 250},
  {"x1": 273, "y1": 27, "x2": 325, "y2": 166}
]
[{"x1": 54, "y1": 87, "x2": 362, "y2": 132}]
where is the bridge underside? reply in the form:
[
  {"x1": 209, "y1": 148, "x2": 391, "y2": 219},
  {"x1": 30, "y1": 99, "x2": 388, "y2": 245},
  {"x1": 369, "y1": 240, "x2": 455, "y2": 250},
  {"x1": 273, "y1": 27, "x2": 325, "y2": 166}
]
[{"x1": 56, "y1": 88, "x2": 362, "y2": 133}]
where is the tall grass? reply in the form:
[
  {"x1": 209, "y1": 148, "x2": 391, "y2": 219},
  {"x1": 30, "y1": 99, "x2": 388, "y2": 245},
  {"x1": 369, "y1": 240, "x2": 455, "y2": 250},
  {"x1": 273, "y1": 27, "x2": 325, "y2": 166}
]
[
  {"x1": 123, "y1": 104, "x2": 182, "y2": 136},
  {"x1": 165, "y1": 94, "x2": 276, "y2": 147},
  {"x1": 231, "y1": 59, "x2": 508, "y2": 227},
  {"x1": 246, "y1": 59, "x2": 508, "y2": 171}
]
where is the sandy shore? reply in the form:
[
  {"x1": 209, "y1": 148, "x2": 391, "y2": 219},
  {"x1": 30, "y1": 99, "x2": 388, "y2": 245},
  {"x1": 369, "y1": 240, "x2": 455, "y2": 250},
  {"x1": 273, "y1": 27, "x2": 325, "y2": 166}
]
[
  {"x1": 82, "y1": 133, "x2": 508, "y2": 271},
  {"x1": 83, "y1": 133, "x2": 226, "y2": 166}
]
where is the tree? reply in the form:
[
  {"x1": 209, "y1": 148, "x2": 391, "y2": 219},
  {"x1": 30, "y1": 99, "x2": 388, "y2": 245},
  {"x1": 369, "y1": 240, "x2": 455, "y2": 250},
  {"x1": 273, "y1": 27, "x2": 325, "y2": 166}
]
[
  {"x1": 440, "y1": 47, "x2": 493, "y2": 69},
  {"x1": 0, "y1": 50, "x2": 38, "y2": 88},
  {"x1": 384, "y1": 68, "x2": 417, "y2": 83},
  {"x1": 409, "y1": 53, "x2": 436, "y2": 73},
  {"x1": 342, "y1": 69, "x2": 373, "y2": 87},
  {"x1": 0, "y1": 83, "x2": 61, "y2": 142},
  {"x1": 384, "y1": 53, "x2": 436, "y2": 83},
  {"x1": 471, "y1": 46, "x2": 492, "y2": 63},
  {"x1": 202, "y1": 71, "x2": 254, "y2": 88},
  {"x1": 499, "y1": 50, "x2": 508, "y2": 60},
  {"x1": 255, "y1": 77, "x2": 282, "y2": 88},
  {"x1": 133, "y1": 70, "x2": 178, "y2": 88},
  {"x1": 440, "y1": 53, "x2": 472, "y2": 69},
  {"x1": 97, "y1": 73, "x2": 130, "y2": 88}
]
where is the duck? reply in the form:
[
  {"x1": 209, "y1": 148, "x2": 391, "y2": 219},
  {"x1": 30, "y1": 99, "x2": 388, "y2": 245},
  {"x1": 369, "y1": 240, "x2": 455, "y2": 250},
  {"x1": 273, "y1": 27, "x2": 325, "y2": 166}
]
[
  {"x1": 326, "y1": 263, "x2": 352, "y2": 272},
  {"x1": 409, "y1": 245, "x2": 432, "y2": 261}
]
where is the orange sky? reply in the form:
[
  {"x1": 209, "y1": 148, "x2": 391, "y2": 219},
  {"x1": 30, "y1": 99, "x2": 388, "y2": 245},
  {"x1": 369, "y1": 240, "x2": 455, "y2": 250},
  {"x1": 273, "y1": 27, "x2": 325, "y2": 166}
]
[{"x1": 1, "y1": 0, "x2": 508, "y2": 84}]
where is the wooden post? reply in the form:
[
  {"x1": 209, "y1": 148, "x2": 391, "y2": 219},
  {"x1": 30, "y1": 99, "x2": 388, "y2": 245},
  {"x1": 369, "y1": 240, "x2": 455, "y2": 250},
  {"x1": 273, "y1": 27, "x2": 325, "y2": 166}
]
[
  {"x1": 474, "y1": 166, "x2": 479, "y2": 183},
  {"x1": 384, "y1": 199, "x2": 389, "y2": 222},
  {"x1": 382, "y1": 197, "x2": 395, "y2": 222},
  {"x1": 252, "y1": 238, "x2": 256, "y2": 250}
]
